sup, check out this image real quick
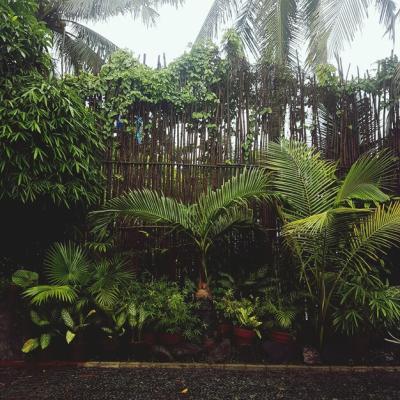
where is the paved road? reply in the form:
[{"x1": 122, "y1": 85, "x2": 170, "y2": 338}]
[{"x1": 1, "y1": 367, "x2": 400, "y2": 399}]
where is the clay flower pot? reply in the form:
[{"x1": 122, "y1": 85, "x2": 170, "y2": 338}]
[
  {"x1": 270, "y1": 331, "x2": 294, "y2": 344},
  {"x1": 217, "y1": 323, "x2": 233, "y2": 338},
  {"x1": 233, "y1": 327, "x2": 256, "y2": 346},
  {"x1": 142, "y1": 331, "x2": 157, "y2": 346},
  {"x1": 158, "y1": 332, "x2": 183, "y2": 346}
]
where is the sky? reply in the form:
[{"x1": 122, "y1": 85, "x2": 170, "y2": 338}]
[{"x1": 88, "y1": 0, "x2": 400, "y2": 75}]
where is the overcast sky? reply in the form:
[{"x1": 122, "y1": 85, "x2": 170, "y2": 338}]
[{"x1": 88, "y1": 0, "x2": 400, "y2": 75}]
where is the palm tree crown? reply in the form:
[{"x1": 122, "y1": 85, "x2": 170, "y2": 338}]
[
  {"x1": 37, "y1": 0, "x2": 184, "y2": 73},
  {"x1": 263, "y1": 139, "x2": 400, "y2": 345},
  {"x1": 90, "y1": 168, "x2": 272, "y2": 290},
  {"x1": 197, "y1": 0, "x2": 398, "y2": 66}
]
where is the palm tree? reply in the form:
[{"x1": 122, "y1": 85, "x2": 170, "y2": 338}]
[
  {"x1": 22, "y1": 242, "x2": 134, "y2": 309},
  {"x1": 263, "y1": 139, "x2": 400, "y2": 346},
  {"x1": 37, "y1": 0, "x2": 184, "y2": 73},
  {"x1": 197, "y1": 0, "x2": 397, "y2": 66},
  {"x1": 90, "y1": 168, "x2": 271, "y2": 296}
]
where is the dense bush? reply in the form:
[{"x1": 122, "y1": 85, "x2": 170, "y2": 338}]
[{"x1": 0, "y1": 74, "x2": 105, "y2": 206}]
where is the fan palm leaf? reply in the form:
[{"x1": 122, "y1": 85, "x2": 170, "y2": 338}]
[
  {"x1": 89, "y1": 256, "x2": 134, "y2": 309},
  {"x1": 44, "y1": 242, "x2": 90, "y2": 286}
]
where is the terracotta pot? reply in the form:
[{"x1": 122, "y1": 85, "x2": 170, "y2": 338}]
[
  {"x1": 129, "y1": 341, "x2": 150, "y2": 361},
  {"x1": 142, "y1": 331, "x2": 157, "y2": 346},
  {"x1": 233, "y1": 326, "x2": 256, "y2": 346},
  {"x1": 203, "y1": 337, "x2": 216, "y2": 352},
  {"x1": 270, "y1": 331, "x2": 293, "y2": 344},
  {"x1": 158, "y1": 332, "x2": 183, "y2": 346},
  {"x1": 217, "y1": 323, "x2": 232, "y2": 338},
  {"x1": 69, "y1": 336, "x2": 87, "y2": 361},
  {"x1": 99, "y1": 336, "x2": 119, "y2": 360}
]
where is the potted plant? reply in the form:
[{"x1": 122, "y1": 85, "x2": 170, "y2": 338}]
[
  {"x1": 261, "y1": 286, "x2": 300, "y2": 345},
  {"x1": 233, "y1": 305, "x2": 262, "y2": 346},
  {"x1": 60, "y1": 307, "x2": 97, "y2": 360},
  {"x1": 214, "y1": 289, "x2": 236, "y2": 338},
  {"x1": 217, "y1": 291, "x2": 262, "y2": 346},
  {"x1": 147, "y1": 279, "x2": 202, "y2": 346}
]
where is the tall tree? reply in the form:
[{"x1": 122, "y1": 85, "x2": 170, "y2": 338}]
[
  {"x1": 36, "y1": 0, "x2": 184, "y2": 73},
  {"x1": 197, "y1": 0, "x2": 397, "y2": 66}
]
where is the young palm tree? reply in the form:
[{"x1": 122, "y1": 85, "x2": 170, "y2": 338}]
[
  {"x1": 263, "y1": 139, "x2": 400, "y2": 346},
  {"x1": 197, "y1": 0, "x2": 397, "y2": 66},
  {"x1": 22, "y1": 242, "x2": 134, "y2": 309},
  {"x1": 37, "y1": 0, "x2": 184, "y2": 72},
  {"x1": 90, "y1": 168, "x2": 271, "y2": 296}
]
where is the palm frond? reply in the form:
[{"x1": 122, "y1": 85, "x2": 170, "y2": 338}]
[
  {"x1": 345, "y1": 202, "x2": 400, "y2": 272},
  {"x1": 234, "y1": 0, "x2": 259, "y2": 56},
  {"x1": 256, "y1": 0, "x2": 300, "y2": 66},
  {"x1": 263, "y1": 139, "x2": 337, "y2": 221},
  {"x1": 89, "y1": 256, "x2": 134, "y2": 309},
  {"x1": 312, "y1": 0, "x2": 370, "y2": 57},
  {"x1": 24, "y1": 285, "x2": 78, "y2": 305},
  {"x1": 44, "y1": 242, "x2": 90, "y2": 286},
  {"x1": 196, "y1": 0, "x2": 240, "y2": 43},
  {"x1": 283, "y1": 207, "x2": 370, "y2": 237},
  {"x1": 194, "y1": 168, "x2": 271, "y2": 236},
  {"x1": 207, "y1": 205, "x2": 254, "y2": 239},
  {"x1": 60, "y1": 0, "x2": 183, "y2": 23},
  {"x1": 90, "y1": 188, "x2": 190, "y2": 233},
  {"x1": 375, "y1": 0, "x2": 397, "y2": 40},
  {"x1": 336, "y1": 150, "x2": 394, "y2": 205}
]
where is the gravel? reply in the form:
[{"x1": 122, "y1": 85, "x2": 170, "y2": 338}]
[{"x1": 1, "y1": 367, "x2": 400, "y2": 399}]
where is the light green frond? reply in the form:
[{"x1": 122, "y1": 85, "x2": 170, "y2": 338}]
[
  {"x1": 283, "y1": 208, "x2": 371, "y2": 237},
  {"x1": 90, "y1": 189, "x2": 190, "y2": 233},
  {"x1": 336, "y1": 150, "x2": 394, "y2": 204},
  {"x1": 346, "y1": 202, "x2": 400, "y2": 272},
  {"x1": 24, "y1": 285, "x2": 78, "y2": 305},
  {"x1": 264, "y1": 139, "x2": 337, "y2": 221},
  {"x1": 206, "y1": 205, "x2": 254, "y2": 239},
  {"x1": 194, "y1": 168, "x2": 270, "y2": 233}
]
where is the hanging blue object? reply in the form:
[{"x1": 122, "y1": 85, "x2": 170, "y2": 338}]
[
  {"x1": 135, "y1": 116, "x2": 143, "y2": 144},
  {"x1": 114, "y1": 114, "x2": 124, "y2": 129}
]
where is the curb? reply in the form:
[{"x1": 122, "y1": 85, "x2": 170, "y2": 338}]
[{"x1": 1, "y1": 361, "x2": 400, "y2": 373}]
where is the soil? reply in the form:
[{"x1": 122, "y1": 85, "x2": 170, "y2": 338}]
[{"x1": 0, "y1": 366, "x2": 399, "y2": 399}]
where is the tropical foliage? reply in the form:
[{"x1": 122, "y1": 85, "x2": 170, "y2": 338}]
[
  {"x1": 35, "y1": 0, "x2": 184, "y2": 73},
  {"x1": 263, "y1": 139, "x2": 400, "y2": 345},
  {"x1": 0, "y1": 0, "x2": 106, "y2": 206},
  {"x1": 90, "y1": 168, "x2": 271, "y2": 290},
  {"x1": 197, "y1": 0, "x2": 398, "y2": 65}
]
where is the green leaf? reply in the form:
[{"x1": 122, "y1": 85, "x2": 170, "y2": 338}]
[
  {"x1": 12, "y1": 269, "x2": 38, "y2": 288},
  {"x1": 40, "y1": 334, "x2": 51, "y2": 350},
  {"x1": 30, "y1": 310, "x2": 50, "y2": 327},
  {"x1": 66, "y1": 330, "x2": 76, "y2": 344},
  {"x1": 22, "y1": 338, "x2": 39, "y2": 353}
]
